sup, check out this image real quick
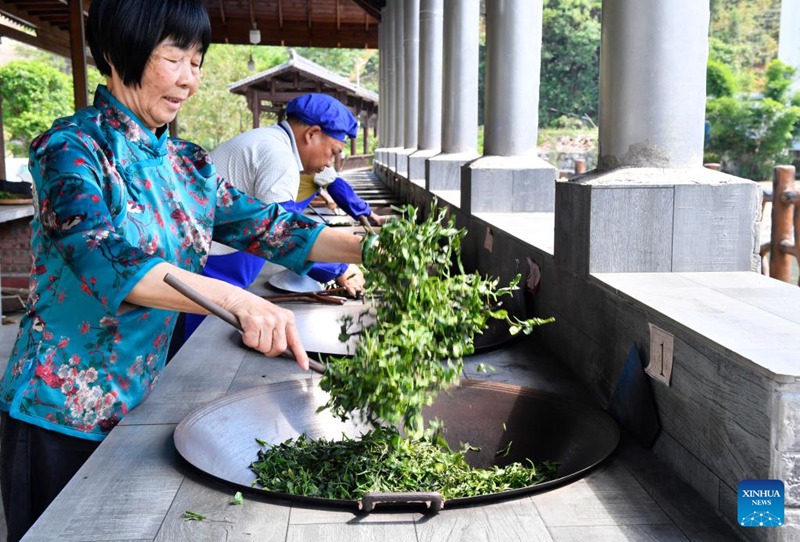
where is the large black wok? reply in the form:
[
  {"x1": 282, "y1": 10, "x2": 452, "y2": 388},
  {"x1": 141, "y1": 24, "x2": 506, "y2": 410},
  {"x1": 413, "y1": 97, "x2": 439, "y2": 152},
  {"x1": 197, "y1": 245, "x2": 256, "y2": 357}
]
[{"x1": 174, "y1": 379, "x2": 619, "y2": 512}]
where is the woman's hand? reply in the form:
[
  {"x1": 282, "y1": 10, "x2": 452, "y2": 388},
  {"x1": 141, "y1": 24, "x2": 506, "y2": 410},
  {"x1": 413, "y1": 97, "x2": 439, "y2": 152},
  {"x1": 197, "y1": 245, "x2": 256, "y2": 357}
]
[
  {"x1": 335, "y1": 264, "x2": 365, "y2": 297},
  {"x1": 227, "y1": 293, "x2": 309, "y2": 369},
  {"x1": 126, "y1": 263, "x2": 311, "y2": 370}
]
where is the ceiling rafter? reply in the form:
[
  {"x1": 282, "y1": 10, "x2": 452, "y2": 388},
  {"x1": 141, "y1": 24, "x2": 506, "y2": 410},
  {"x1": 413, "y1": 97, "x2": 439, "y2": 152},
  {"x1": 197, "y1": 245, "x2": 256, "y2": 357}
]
[{"x1": 0, "y1": 1, "x2": 381, "y2": 54}]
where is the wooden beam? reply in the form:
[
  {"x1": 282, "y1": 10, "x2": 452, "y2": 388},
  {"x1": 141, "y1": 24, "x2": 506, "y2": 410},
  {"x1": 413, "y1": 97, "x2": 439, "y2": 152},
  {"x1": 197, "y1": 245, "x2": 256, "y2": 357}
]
[
  {"x1": 207, "y1": 20, "x2": 377, "y2": 48},
  {"x1": 0, "y1": 1, "x2": 70, "y2": 36},
  {"x1": 0, "y1": 24, "x2": 72, "y2": 58},
  {"x1": 69, "y1": 0, "x2": 87, "y2": 109}
]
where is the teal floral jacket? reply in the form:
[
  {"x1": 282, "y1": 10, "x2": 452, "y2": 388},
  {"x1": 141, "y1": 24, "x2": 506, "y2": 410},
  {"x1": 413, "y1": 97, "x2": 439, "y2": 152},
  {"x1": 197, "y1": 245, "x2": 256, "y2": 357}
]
[{"x1": 0, "y1": 85, "x2": 323, "y2": 441}]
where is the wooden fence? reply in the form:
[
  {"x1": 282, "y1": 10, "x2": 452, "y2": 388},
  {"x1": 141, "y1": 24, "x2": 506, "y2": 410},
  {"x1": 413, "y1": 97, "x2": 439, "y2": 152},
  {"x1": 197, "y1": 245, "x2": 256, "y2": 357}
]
[{"x1": 762, "y1": 165, "x2": 799, "y2": 284}]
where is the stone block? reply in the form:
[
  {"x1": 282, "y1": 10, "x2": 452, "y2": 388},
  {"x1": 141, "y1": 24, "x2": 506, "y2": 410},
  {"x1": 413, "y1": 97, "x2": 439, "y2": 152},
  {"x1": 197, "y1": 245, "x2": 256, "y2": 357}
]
[
  {"x1": 672, "y1": 182, "x2": 761, "y2": 271},
  {"x1": 554, "y1": 167, "x2": 760, "y2": 275},
  {"x1": 408, "y1": 149, "x2": 440, "y2": 182},
  {"x1": 780, "y1": 453, "x2": 800, "y2": 507},
  {"x1": 382, "y1": 147, "x2": 402, "y2": 173},
  {"x1": 393, "y1": 147, "x2": 415, "y2": 177},
  {"x1": 780, "y1": 508, "x2": 800, "y2": 541},
  {"x1": 777, "y1": 393, "x2": 800, "y2": 452},
  {"x1": 461, "y1": 154, "x2": 556, "y2": 214},
  {"x1": 426, "y1": 151, "x2": 479, "y2": 191}
]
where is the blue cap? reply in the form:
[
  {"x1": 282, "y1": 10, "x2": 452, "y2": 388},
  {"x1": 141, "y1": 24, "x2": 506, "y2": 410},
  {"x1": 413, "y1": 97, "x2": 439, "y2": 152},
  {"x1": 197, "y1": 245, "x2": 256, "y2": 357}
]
[{"x1": 285, "y1": 93, "x2": 358, "y2": 142}]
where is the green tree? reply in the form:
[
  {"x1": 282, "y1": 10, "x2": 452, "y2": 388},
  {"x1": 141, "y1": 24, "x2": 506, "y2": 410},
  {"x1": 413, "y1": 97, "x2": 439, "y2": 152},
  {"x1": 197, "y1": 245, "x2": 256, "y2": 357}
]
[
  {"x1": 294, "y1": 47, "x2": 378, "y2": 91},
  {"x1": 0, "y1": 60, "x2": 73, "y2": 155},
  {"x1": 538, "y1": 0, "x2": 601, "y2": 128},
  {"x1": 178, "y1": 44, "x2": 288, "y2": 150},
  {"x1": 706, "y1": 59, "x2": 736, "y2": 99},
  {"x1": 709, "y1": 0, "x2": 781, "y2": 92},
  {"x1": 705, "y1": 59, "x2": 800, "y2": 181}
]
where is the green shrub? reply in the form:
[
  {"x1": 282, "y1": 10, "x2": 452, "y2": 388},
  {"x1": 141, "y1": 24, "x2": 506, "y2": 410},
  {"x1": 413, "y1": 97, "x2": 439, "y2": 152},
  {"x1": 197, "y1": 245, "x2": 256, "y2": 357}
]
[
  {"x1": 707, "y1": 59, "x2": 737, "y2": 98},
  {"x1": 0, "y1": 61, "x2": 73, "y2": 155},
  {"x1": 705, "y1": 59, "x2": 800, "y2": 180}
]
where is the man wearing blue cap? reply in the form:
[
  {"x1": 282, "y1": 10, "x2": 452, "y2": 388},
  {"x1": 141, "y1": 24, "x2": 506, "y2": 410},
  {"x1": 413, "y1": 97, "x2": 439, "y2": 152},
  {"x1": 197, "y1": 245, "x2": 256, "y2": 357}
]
[
  {"x1": 178, "y1": 94, "x2": 368, "y2": 340},
  {"x1": 210, "y1": 92, "x2": 357, "y2": 206}
]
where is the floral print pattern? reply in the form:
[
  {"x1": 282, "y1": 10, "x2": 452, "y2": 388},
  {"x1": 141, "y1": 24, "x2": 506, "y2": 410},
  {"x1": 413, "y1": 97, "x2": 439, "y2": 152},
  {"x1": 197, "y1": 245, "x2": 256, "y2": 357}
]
[{"x1": 0, "y1": 85, "x2": 324, "y2": 441}]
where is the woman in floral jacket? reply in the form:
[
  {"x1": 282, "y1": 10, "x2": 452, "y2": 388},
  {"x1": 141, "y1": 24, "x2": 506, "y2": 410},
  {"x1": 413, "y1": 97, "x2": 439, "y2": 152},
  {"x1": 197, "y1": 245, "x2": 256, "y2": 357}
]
[{"x1": 0, "y1": 1, "x2": 366, "y2": 539}]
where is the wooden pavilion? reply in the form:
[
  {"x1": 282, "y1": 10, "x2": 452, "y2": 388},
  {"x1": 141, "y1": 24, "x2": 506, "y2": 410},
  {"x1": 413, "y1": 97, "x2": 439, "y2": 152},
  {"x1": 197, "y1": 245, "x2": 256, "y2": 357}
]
[{"x1": 228, "y1": 49, "x2": 378, "y2": 167}]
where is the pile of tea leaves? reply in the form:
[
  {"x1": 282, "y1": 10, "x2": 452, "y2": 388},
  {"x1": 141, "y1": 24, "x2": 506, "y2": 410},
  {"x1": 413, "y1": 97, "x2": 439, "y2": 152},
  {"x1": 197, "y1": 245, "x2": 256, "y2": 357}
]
[
  {"x1": 320, "y1": 204, "x2": 554, "y2": 434},
  {"x1": 251, "y1": 426, "x2": 558, "y2": 500}
]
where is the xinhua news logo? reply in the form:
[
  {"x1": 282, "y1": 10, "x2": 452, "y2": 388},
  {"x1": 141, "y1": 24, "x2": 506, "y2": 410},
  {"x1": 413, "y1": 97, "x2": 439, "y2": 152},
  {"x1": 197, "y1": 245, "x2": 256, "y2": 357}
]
[{"x1": 738, "y1": 480, "x2": 784, "y2": 527}]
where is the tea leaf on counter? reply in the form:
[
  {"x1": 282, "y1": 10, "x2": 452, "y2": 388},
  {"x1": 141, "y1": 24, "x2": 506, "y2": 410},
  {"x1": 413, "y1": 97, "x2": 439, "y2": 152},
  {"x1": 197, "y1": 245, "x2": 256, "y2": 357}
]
[{"x1": 182, "y1": 511, "x2": 206, "y2": 521}]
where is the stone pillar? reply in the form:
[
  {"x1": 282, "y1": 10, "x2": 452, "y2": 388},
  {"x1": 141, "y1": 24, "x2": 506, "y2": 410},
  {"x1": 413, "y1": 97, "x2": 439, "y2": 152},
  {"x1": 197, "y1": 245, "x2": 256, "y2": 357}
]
[
  {"x1": 379, "y1": 1, "x2": 401, "y2": 176},
  {"x1": 409, "y1": 0, "x2": 443, "y2": 182},
  {"x1": 598, "y1": 3, "x2": 706, "y2": 168},
  {"x1": 779, "y1": 0, "x2": 800, "y2": 94},
  {"x1": 426, "y1": 0, "x2": 480, "y2": 192},
  {"x1": 374, "y1": 9, "x2": 388, "y2": 169},
  {"x1": 554, "y1": 0, "x2": 760, "y2": 275},
  {"x1": 389, "y1": 0, "x2": 406, "y2": 174},
  {"x1": 461, "y1": 0, "x2": 556, "y2": 213},
  {"x1": 395, "y1": 0, "x2": 420, "y2": 178}
]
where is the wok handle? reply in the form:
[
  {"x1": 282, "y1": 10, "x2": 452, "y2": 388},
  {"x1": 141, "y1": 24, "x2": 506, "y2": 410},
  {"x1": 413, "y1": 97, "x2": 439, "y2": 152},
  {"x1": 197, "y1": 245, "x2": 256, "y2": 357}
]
[
  {"x1": 359, "y1": 491, "x2": 444, "y2": 513},
  {"x1": 164, "y1": 273, "x2": 242, "y2": 330}
]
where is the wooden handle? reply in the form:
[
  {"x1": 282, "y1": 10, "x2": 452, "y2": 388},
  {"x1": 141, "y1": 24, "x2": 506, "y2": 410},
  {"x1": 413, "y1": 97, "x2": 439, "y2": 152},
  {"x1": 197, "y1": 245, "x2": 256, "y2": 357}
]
[
  {"x1": 163, "y1": 273, "x2": 325, "y2": 374},
  {"x1": 163, "y1": 273, "x2": 242, "y2": 330},
  {"x1": 358, "y1": 215, "x2": 376, "y2": 236}
]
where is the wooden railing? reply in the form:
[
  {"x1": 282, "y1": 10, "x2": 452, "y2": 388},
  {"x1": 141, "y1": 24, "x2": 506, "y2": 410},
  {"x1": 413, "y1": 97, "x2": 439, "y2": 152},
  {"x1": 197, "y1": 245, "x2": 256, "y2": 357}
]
[{"x1": 764, "y1": 165, "x2": 800, "y2": 284}]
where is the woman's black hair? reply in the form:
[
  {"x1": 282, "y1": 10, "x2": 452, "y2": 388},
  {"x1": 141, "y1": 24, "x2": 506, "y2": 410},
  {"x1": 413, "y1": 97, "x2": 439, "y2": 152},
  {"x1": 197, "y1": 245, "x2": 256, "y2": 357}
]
[{"x1": 87, "y1": 0, "x2": 212, "y2": 87}]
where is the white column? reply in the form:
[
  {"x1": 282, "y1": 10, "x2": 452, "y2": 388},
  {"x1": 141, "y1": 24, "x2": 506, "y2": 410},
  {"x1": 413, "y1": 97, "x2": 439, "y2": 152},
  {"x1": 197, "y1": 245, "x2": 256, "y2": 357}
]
[
  {"x1": 390, "y1": 0, "x2": 405, "y2": 172},
  {"x1": 374, "y1": 8, "x2": 388, "y2": 169},
  {"x1": 409, "y1": 0, "x2": 444, "y2": 182},
  {"x1": 598, "y1": 0, "x2": 708, "y2": 168},
  {"x1": 779, "y1": 0, "x2": 800, "y2": 94},
  {"x1": 426, "y1": 0, "x2": 480, "y2": 192},
  {"x1": 461, "y1": 0, "x2": 555, "y2": 213},
  {"x1": 483, "y1": 0, "x2": 541, "y2": 156},
  {"x1": 396, "y1": 0, "x2": 419, "y2": 177},
  {"x1": 441, "y1": 0, "x2": 479, "y2": 154},
  {"x1": 384, "y1": 3, "x2": 396, "y2": 150}
]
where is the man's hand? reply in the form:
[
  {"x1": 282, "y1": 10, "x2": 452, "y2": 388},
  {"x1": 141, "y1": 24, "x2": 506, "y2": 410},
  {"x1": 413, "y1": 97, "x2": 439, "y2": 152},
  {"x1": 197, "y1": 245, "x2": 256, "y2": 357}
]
[
  {"x1": 335, "y1": 264, "x2": 366, "y2": 297},
  {"x1": 369, "y1": 212, "x2": 385, "y2": 226},
  {"x1": 320, "y1": 189, "x2": 338, "y2": 212}
]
